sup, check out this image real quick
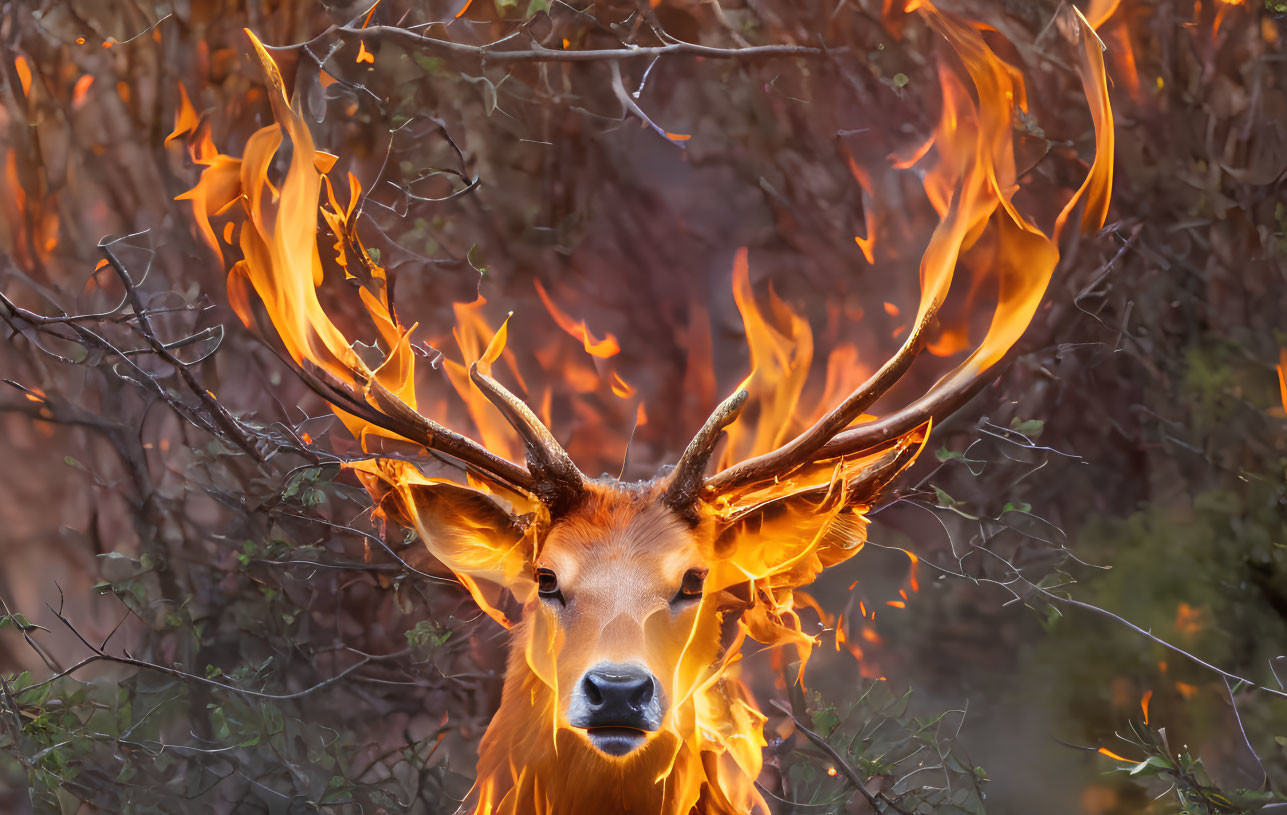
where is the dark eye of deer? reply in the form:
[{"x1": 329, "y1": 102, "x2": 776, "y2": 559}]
[
  {"x1": 673, "y1": 569, "x2": 707, "y2": 604},
  {"x1": 535, "y1": 568, "x2": 563, "y2": 603}
]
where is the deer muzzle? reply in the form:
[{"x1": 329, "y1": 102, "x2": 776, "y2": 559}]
[{"x1": 567, "y1": 662, "x2": 665, "y2": 756}]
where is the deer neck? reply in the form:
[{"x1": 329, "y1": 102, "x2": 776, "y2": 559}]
[{"x1": 468, "y1": 626, "x2": 714, "y2": 815}]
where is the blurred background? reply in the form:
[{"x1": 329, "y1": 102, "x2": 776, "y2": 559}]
[{"x1": 0, "y1": 0, "x2": 1284, "y2": 812}]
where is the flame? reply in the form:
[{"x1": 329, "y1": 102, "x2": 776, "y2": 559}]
[
  {"x1": 1097, "y1": 746, "x2": 1132, "y2": 762},
  {"x1": 1173, "y1": 602, "x2": 1206, "y2": 636},
  {"x1": 13, "y1": 56, "x2": 32, "y2": 97},
  {"x1": 533, "y1": 280, "x2": 621, "y2": 359},
  {"x1": 1140, "y1": 689, "x2": 1152, "y2": 724},
  {"x1": 176, "y1": 7, "x2": 1114, "y2": 810},
  {"x1": 72, "y1": 75, "x2": 94, "y2": 108},
  {"x1": 166, "y1": 84, "x2": 199, "y2": 146}
]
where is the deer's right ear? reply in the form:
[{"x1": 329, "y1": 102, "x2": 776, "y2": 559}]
[{"x1": 353, "y1": 461, "x2": 536, "y2": 626}]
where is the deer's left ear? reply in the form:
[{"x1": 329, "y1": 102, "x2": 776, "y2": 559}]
[
  {"x1": 702, "y1": 423, "x2": 930, "y2": 591},
  {"x1": 352, "y1": 460, "x2": 537, "y2": 626}
]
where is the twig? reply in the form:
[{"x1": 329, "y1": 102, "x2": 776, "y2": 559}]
[
  {"x1": 770, "y1": 700, "x2": 914, "y2": 815},
  {"x1": 274, "y1": 24, "x2": 826, "y2": 64},
  {"x1": 42, "y1": 602, "x2": 371, "y2": 702},
  {"x1": 978, "y1": 549, "x2": 1287, "y2": 700},
  {"x1": 99, "y1": 238, "x2": 264, "y2": 462}
]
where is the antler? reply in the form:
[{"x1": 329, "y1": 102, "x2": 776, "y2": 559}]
[
  {"x1": 662, "y1": 387, "x2": 749, "y2": 514},
  {"x1": 283, "y1": 355, "x2": 537, "y2": 494},
  {"x1": 469, "y1": 362, "x2": 586, "y2": 514},
  {"x1": 656, "y1": 292, "x2": 948, "y2": 511},
  {"x1": 703, "y1": 300, "x2": 942, "y2": 494}
]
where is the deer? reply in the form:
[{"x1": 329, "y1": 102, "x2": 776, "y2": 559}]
[{"x1": 176, "y1": 4, "x2": 1111, "y2": 812}]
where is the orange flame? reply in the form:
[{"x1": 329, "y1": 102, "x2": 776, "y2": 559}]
[
  {"x1": 533, "y1": 280, "x2": 621, "y2": 359},
  {"x1": 1097, "y1": 746, "x2": 1132, "y2": 762}
]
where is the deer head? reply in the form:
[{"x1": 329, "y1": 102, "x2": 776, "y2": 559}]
[{"x1": 178, "y1": 9, "x2": 1110, "y2": 813}]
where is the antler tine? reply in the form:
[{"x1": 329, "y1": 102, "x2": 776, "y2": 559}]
[
  {"x1": 709, "y1": 355, "x2": 994, "y2": 493},
  {"x1": 704, "y1": 301, "x2": 941, "y2": 493},
  {"x1": 813, "y1": 363, "x2": 994, "y2": 462},
  {"x1": 469, "y1": 362, "x2": 586, "y2": 514},
  {"x1": 293, "y1": 358, "x2": 536, "y2": 493},
  {"x1": 662, "y1": 388, "x2": 749, "y2": 514}
]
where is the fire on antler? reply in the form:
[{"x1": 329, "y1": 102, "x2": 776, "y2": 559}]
[{"x1": 176, "y1": 2, "x2": 1113, "y2": 811}]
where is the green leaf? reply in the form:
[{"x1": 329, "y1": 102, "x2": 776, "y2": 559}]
[
  {"x1": 1009, "y1": 417, "x2": 1045, "y2": 438},
  {"x1": 811, "y1": 708, "x2": 839, "y2": 738},
  {"x1": 931, "y1": 486, "x2": 979, "y2": 519},
  {"x1": 1128, "y1": 755, "x2": 1172, "y2": 776}
]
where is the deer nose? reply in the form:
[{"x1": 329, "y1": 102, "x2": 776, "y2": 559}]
[{"x1": 581, "y1": 664, "x2": 656, "y2": 722}]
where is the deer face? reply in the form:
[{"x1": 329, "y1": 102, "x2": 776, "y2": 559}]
[
  {"x1": 377, "y1": 432, "x2": 925, "y2": 773},
  {"x1": 531, "y1": 495, "x2": 701, "y2": 756}
]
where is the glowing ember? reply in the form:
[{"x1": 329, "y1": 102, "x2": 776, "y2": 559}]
[{"x1": 1097, "y1": 746, "x2": 1133, "y2": 763}]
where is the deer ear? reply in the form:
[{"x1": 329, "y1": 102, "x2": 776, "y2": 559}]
[
  {"x1": 704, "y1": 422, "x2": 930, "y2": 590},
  {"x1": 354, "y1": 461, "x2": 536, "y2": 626}
]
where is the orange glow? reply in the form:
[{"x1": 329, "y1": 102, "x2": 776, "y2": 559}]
[
  {"x1": 1176, "y1": 682, "x2": 1199, "y2": 700},
  {"x1": 609, "y1": 371, "x2": 635, "y2": 399},
  {"x1": 854, "y1": 234, "x2": 875, "y2": 264},
  {"x1": 882, "y1": 301, "x2": 900, "y2": 317},
  {"x1": 3, "y1": 149, "x2": 61, "y2": 268},
  {"x1": 1084, "y1": 0, "x2": 1124, "y2": 29},
  {"x1": 1173, "y1": 602, "x2": 1205, "y2": 636},
  {"x1": 1097, "y1": 747, "x2": 1132, "y2": 763},
  {"x1": 14, "y1": 56, "x2": 32, "y2": 97},
  {"x1": 534, "y1": 280, "x2": 621, "y2": 359},
  {"x1": 1213, "y1": 0, "x2": 1246, "y2": 37},
  {"x1": 901, "y1": 549, "x2": 920, "y2": 592},
  {"x1": 72, "y1": 74, "x2": 94, "y2": 108},
  {"x1": 1140, "y1": 689, "x2": 1152, "y2": 724},
  {"x1": 1054, "y1": 8, "x2": 1114, "y2": 240}
]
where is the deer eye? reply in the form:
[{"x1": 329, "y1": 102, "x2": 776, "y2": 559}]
[
  {"x1": 673, "y1": 569, "x2": 707, "y2": 604},
  {"x1": 535, "y1": 568, "x2": 563, "y2": 603}
]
